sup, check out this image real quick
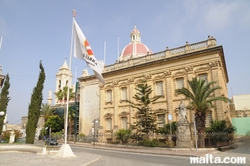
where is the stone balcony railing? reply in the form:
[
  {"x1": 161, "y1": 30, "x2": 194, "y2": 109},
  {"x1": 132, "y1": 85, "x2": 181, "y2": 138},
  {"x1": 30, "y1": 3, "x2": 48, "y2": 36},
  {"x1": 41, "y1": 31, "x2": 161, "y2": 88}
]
[{"x1": 103, "y1": 36, "x2": 216, "y2": 73}]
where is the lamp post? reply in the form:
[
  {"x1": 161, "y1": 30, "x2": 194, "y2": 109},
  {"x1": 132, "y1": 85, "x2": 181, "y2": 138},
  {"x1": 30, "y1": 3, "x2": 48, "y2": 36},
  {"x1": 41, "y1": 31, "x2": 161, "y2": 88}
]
[
  {"x1": 193, "y1": 114, "x2": 198, "y2": 151},
  {"x1": 92, "y1": 119, "x2": 98, "y2": 146}
]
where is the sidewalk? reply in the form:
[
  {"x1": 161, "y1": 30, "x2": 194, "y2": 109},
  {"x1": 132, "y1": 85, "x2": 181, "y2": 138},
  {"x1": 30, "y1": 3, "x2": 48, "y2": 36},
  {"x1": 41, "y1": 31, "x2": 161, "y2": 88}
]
[{"x1": 0, "y1": 151, "x2": 101, "y2": 166}]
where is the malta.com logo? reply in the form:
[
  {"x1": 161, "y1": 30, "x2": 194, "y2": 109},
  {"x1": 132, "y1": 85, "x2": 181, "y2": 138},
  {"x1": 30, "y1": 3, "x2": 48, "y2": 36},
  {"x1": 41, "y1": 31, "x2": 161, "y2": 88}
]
[{"x1": 190, "y1": 154, "x2": 246, "y2": 164}]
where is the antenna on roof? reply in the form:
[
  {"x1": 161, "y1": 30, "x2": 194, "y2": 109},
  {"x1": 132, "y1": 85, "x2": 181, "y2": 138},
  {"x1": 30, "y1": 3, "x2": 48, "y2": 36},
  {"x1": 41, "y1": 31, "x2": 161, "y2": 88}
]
[
  {"x1": 231, "y1": 88, "x2": 234, "y2": 97},
  {"x1": 0, "y1": 36, "x2": 3, "y2": 50},
  {"x1": 117, "y1": 35, "x2": 119, "y2": 62},
  {"x1": 104, "y1": 41, "x2": 106, "y2": 64}
]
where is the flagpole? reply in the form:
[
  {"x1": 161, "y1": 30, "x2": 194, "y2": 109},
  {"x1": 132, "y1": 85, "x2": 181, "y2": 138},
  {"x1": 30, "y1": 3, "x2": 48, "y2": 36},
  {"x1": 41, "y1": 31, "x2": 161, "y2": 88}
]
[
  {"x1": 56, "y1": 9, "x2": 76, "y2": 157},
  {"x1": 64, "y1": 12, "x2": 75, "y2": 145}
]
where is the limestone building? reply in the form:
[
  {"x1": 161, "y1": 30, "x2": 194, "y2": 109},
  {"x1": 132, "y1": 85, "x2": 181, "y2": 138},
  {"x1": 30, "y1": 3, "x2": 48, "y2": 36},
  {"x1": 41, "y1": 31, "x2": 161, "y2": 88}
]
[
  {"x1": 230, "y1": 94, "x2": 250, "y2": 117},
  {"x1": 78, "y1": 69, "x2": 100, "y2": 139},
  {"x1": 78, "y1": 26, "x2": 231, "y2": 142}
]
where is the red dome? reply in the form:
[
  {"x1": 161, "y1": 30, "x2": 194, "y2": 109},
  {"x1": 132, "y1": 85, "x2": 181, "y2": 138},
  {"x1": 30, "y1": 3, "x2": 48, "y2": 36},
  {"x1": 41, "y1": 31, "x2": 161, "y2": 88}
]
[
  {"x1": 119, "y1": 26, "x2": 152, "y2": 61},
  {"x1": 121, "y1": 43, "x2": 152, "y2": 59}
]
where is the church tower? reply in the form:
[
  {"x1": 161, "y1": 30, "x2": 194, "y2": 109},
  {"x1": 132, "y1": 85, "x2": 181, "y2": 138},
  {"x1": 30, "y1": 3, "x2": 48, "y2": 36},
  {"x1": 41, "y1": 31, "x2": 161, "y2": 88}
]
[{"x1": 55, "y1": 60, "x2": 73, "y2": 105}]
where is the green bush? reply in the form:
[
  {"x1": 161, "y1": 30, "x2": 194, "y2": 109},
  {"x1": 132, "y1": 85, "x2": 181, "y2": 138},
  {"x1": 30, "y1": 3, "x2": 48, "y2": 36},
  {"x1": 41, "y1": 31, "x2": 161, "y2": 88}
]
[
  {"x1": 138, "y1": 138, "x2": 164, "y2": 147},
  {"x1": 115, "y1": 129, "x2": 132, "y2": 144},
  {"x1": 157, "y1": 122, "x2": 177, "y2": 135}
]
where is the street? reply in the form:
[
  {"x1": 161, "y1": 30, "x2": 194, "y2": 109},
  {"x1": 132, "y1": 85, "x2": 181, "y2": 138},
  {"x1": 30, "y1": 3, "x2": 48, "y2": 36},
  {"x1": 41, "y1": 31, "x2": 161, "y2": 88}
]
[{"x1": 71, "y1": 145, "x2": 249, "y2": 166}]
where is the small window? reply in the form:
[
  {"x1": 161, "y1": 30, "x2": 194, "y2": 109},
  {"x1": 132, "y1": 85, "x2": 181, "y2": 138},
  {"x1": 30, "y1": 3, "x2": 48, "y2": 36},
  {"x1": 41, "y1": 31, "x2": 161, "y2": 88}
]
[
  {"x1": 106, "y1": 118, "x2": 112, "y2": 130},
  {"x1": 198, "y1": 74, "x2": 208, "y2": 85},
  {"x1": 176, "y1": 78, "x2": 184, "y2": 89},
  {"x1": 121, "y1": 87, "x2": 127, "y2": 100},
  {"x1": 106, "y1": 90, "x2": 112, "y2": 102},
  {"x1": 205, "y1": 111, "x2": 212, "y2": 127},
  {"x1": 157, "y1": 114, "x2": 165, "y2": 128},
  {"x1": 58, "y1": 80, "x2": 61, "y2": 89},
  {"x1": 121, "y1": 117, "x2": 128, "y2": 129},
  {"x1": 156, "y1": 81, "x2": 164, "y2": 96}
]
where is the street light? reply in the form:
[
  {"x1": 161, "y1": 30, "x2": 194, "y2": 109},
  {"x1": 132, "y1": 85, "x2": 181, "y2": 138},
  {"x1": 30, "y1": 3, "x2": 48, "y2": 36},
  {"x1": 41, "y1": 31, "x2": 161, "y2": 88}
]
[{"x1": 92, "y1": 119, "x2": 98, "y2": 146}]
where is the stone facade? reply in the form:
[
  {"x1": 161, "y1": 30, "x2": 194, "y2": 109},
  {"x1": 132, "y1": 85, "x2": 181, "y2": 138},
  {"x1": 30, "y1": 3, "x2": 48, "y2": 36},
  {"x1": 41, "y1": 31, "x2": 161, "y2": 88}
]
[
  {"x1": 230, "y1": 94, "x2": 250, "y2": 117},
  {"x1": 78, "y1": 73, "x2": 100, "y2": 138},
  {"x1": 96, "y1": 37, "x2": 231, "y2": 142},
  {"x1": 76, "y1": 26, "x2": 231, "y2": 142}
]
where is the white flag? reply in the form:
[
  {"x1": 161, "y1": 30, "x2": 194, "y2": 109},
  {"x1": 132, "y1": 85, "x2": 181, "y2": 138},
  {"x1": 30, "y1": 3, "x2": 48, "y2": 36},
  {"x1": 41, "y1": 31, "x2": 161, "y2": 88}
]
[{"x1": 73, "y1": 20, "x2": 105, "y2": 84}]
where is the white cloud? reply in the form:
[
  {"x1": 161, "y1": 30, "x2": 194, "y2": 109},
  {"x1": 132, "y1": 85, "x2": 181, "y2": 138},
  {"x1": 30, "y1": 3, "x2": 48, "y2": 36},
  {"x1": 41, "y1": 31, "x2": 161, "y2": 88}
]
[
  {"x1": 0, "y1": 18, "x2": 8, "y2": 35},
  {"x1": 182, "y1": 1, "x2": 250, "y2": 33}
]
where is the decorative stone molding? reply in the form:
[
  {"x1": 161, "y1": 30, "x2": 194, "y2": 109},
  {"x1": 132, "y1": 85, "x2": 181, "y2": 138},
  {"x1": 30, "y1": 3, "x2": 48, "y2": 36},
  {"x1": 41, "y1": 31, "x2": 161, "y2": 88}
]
[
  {"x1": 128, "y1": 77, "x2": 134, "y2": 83},
  {"x1": 145, "y1": 74, "x2": 152, "y2": 80},
  {"x1": 152, "y1": 73, "x2": 165, "y2": 80},
  {"x1": 194, "y1": 65, "x2": 210, "y2": 74},
  {"x1": 134, "y1": 78, "x2": 145, "y2": 85},
  {"x1": 118, "y1": 81, "x2": 129, "y2": 87},
  {"x1": 104, "y1": 84, "x2": 113, "y2": 90},
  {"x1": 112, "y1": 81, "x2": 118, "y2": 86},
  {"x1": 118, "y1": 111, "x2": 129, "y2": 117},
  {"x1": 164, "y1": 70, "x2": 172, "y2": 77},
  {"x1": 185, "y1": 66, "x2": 193, "y2": 73},
  {"x1": 209, "y1": 61, "x2": 220, "y2": 68},
  {"x1": 172, "y1": 69, "x2": 186, "y2": 77},
  {"x1": 155, "y1": 109, "x2": 167, "y2": 115},
  {"x1": 104, "y1": 113, "x2": 113, "y2": 118}
]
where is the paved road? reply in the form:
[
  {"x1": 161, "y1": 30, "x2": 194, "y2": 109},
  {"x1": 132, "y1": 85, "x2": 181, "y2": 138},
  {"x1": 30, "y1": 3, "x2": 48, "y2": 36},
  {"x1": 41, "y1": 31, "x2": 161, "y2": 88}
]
[
  {"x1": 72, "y1": 146, "x2": 191, "y2": 166},
  {"x1": 71, "y1": 145, "x2": 248, "y2": 166},
  {"x1": 0, "y1": 136, "x2": 249, "y2": 166}
]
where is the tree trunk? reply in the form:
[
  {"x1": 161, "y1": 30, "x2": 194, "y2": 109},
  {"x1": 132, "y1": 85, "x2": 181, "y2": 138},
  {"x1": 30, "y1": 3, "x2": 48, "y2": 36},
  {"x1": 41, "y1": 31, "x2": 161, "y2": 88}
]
[{"x1": 195, "y1": 111, "x2": 206, "y2": 148}]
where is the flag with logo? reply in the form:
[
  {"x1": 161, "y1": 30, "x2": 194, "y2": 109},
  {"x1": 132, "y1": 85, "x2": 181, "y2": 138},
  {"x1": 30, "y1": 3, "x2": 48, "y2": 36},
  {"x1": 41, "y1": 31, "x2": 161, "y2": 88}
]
[{"x1": 73, "y1": 19, "x2": 105, "y2": 84}]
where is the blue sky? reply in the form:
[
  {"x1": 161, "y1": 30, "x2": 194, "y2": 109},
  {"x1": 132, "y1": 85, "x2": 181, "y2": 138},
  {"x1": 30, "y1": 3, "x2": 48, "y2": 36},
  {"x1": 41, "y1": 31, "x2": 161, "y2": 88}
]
[{"x1": 0, "y1": 0, "x2": 249, "y2": 124}]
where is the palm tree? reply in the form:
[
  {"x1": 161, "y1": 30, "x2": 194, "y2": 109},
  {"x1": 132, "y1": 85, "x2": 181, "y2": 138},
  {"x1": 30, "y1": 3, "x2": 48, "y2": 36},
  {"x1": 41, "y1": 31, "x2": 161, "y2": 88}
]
[
  {"x1": 40, "y1": 103, "x2": 55, "y2": 123},
  {"x1": 55, "y1": 86, "x2": 75, "y2": 103},
  {"x1": 175, "y1": 77, "x2": 230, "y2": 148}
]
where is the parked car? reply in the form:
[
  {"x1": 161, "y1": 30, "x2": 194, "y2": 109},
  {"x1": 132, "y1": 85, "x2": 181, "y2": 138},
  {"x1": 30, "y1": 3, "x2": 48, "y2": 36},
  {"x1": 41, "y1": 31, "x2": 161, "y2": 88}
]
[
  {"x1": 45, "y1": 138, "x2": 58, "y2": 145},
  {"x1": 0, "y1": 139, "x2": 6, "y2": 143}
]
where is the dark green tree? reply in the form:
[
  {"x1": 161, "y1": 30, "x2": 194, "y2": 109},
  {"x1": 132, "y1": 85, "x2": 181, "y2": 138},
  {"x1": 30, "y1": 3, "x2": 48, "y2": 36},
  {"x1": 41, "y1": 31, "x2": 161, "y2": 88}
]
[
  {"x1": 0, "y1": 74, "x2": 10, "y2": 135},
  {"x1": 205, "y1": 120, "x2": 236, "y2": 134},
  {"x1": 127, "y1": 80, "x2": 162, "y2": 138},
  {"x1": 175, "y1": 77, "x2": 230, "y2": 148},
  {"x1": 26, "y1": 61, "x2": 45, "y2": 144},
  {"x1": 44, "y1": 115, "x2": 64, "y2": 133}
]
